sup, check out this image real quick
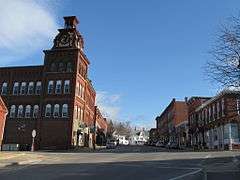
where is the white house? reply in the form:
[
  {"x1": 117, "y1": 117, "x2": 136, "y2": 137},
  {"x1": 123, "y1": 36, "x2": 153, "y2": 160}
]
[{"x1": 129, "y1": 130, "x2": 149, "y2": 145}]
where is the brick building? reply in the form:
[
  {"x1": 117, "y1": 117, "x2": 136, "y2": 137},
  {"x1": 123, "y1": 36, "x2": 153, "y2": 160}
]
[
  {"x1": 95, "y1": 106, "x2": 108, "y2": 146},
  {"x1": 0, "y1": 16, "x2": 101, "y2": 150},
  {"x1": 156, "y1": 98, "x2": 188, "y2": 144},
  {"x1": 187, "y1": 96, "x2": 211, "y2": 148},
  {"x1": 0, "y1": 96, "x2": 8, "y2": 150},
  {"x1": 188, "y1": 90, "x2": 240, "y2": 150}
]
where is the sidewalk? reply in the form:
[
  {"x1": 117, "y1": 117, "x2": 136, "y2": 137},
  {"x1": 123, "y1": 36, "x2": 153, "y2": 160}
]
[{"x1": 0, "y1": 152, "x2": 42, "y2": 169}]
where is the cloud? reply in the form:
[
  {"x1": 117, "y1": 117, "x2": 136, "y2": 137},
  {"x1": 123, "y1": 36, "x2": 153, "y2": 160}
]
[
  {"x1": 96, "y1": 91, "x2": 121, "y2": 121},
  {"x1": 0, "y1": 0, "x2": 58, "y2": 65}
]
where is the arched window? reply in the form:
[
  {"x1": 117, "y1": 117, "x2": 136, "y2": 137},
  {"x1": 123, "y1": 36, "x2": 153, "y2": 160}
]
[
  {"x1": 58, "y1": 62, "x2": 65, "y2": 72},
  {"x1": 1, "y1": 82, "x2": 8, "y2": 95},
  {"x1": 48, "y1": 81, "x2": 54, "y2": 94},
  {"x1": 81, "y1": 86, "x2": 85, "y2": 99},
  {"x1": 28, "y1": 82, "x2": 34, "y2": 95},
  {"x1": 17, "y1": 105, "x2": 24, "y2": 118},
  {"x1": 45, "y1": 104, "x2": 52, "y2": 117},
  {"x1": 66, "y1": 62, "x2": 72, "y2": 72},
  {"x1": 50, "y1": 63, "x2": 57, "y2": 72},
  {"x1": 20, "y1": 82, "x2": 27, "y2": 95},
  {"x1": 64, "y1": 80, "x2": 70, "y2": 94},
  {"x1": 35, "y1": 81, "x2": 42, "y2": 95},
  {"x1": 10, "y1": 105, "x2": 16, "y2": 118},
  {"x1": 62, "y1": 104, "x2": 68, "y2": 117},
  {"x1": 80, "y1": 108, "x2": 84, "y2": 121},
  {"x1": 25, "y1": 105, "x2": 31, "y2": 118},
  {"x1": 33, "y1": 105, "x2": 39, "y2": 118},
  {"x1": 13, "y1": 82, "x2": 19, "y2": 95},
  {"x1": 53, "y1": 104, "x2": 60, "y2": 117},
  {"x1": 55, "y1": 80, "x2": 62, "y2": 94},
  {"x1": 76, "y1": 82, "x2": 80, "y2": 96}
]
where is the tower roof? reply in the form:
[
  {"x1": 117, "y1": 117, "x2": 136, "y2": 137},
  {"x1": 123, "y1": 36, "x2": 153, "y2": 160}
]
[{"x1": 63, "y1": 16, "x2": 79, "y2": 29}]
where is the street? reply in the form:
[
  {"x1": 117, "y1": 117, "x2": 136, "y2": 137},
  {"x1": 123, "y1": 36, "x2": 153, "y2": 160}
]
[{"x1": 0, "y1": 145, "x2": 240, "y2": 180}]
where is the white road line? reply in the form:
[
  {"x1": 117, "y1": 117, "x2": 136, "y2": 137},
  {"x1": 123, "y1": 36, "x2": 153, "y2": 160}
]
[{"x1": 168, "y1": 168, "x2": 203, "y2": 180}]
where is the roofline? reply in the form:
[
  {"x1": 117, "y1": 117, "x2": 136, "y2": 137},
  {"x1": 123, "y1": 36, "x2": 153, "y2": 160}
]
[
  {"x1": 0, "y1": 65, "x2": 43, "y2": 70},
  {"x1": 157, "y1": 98, "x2": 186, "y2": 120},
  {"x1": 195, "y1": 90, "x2": 240, "y2": 112}
]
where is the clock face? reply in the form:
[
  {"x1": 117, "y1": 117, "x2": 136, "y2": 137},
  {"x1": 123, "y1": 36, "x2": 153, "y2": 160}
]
[{"x1": 59, "y1": 34, "x2": 70, "y2": 47}]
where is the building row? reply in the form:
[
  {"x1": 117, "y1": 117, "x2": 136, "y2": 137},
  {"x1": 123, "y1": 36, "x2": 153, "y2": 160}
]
[
  {"x1": 151, "y1": 89, "x2": 240, "y2": 150},
  {"x1": 0, "y1": 16, "x2": 108, "y2": 150}
]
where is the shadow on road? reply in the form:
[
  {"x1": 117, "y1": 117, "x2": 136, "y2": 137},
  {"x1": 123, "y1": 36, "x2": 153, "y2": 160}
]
[{"x1": 0, "y1": 155, "x2": 239, "y2": 180}]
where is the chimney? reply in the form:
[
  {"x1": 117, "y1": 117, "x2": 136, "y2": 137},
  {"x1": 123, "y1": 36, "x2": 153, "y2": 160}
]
[{"x1": 63, "y1": 16, "x2": 79, "y2": 29}]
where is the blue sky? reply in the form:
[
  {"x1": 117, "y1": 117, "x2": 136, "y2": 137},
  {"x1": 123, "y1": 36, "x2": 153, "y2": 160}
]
[{"x1": 1, "y1": 0, "x2": 240, "y2": 128}]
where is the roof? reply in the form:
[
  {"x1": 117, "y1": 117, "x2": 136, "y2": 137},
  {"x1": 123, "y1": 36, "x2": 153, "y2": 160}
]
[{"x1": 195, "y1": 89, "x2": 240, "y2": 112}]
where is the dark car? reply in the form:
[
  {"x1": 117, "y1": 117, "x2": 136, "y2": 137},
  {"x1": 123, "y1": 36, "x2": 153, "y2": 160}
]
[
  {"x1": 106, "y1": 140, "x2": 117, "y2": 149},
  {"x1": 166, "y1": 142, "x2": 179, "y2": 149}
]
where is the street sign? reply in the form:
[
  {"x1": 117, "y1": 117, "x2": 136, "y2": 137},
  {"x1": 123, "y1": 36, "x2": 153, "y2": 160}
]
[{"x1": 32, "y1": 129, "x2": 36, "y2": 138}]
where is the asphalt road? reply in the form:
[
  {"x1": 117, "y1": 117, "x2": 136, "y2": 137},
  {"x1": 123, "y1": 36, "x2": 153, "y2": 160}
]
[{"x1": 0, "y1": 145, "x2": 240, "y2": 180}]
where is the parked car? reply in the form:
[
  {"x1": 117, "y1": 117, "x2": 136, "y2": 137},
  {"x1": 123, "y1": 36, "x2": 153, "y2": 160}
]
[
  {"x1": 166, "y1": 142, "x2": 179, "y2": 149},
  {"x1": 106, "y1": 140, "x2": 117, "y2": 149},
  {"x1": 155, "y1": 141, "x2": 165, "y2": 147}
]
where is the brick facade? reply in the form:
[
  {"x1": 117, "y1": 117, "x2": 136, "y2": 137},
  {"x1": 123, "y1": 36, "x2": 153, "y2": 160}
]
[
  {"x1": 0, "y1": 16, "x2": 101, "y2": 150},
  {"x1": 188, "y1": 90, "x2": 240, "y2": 150},
  {"x1": 156, "y1": 98, "x2": 188, "y2": 143},
  {"x1": 0, "y1": 96, "x2": 8, "y2": 150}
]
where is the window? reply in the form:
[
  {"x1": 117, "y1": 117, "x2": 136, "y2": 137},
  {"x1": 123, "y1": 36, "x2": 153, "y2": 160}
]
[
  {"x1": 80, "y1": 108, "x2": 84, "y2": 121},
  {"x1": 81, "y1": 86, "x2": 85, "y2": 98},
  {"x1": 13, "y1": 82, "x2": 19, "y2": 95},
  {"x1": 66, "y1": 62, "x2": 72, "y2": 72},
  {"x1": 77, "y1": 107, "x2": 81, "y2": 120},
  {"x1": 237, "y1": 99, "x2": 240, "y2": 115},
  {"x1": 17, "y1": 105, "x2": 24, "y2": 118},
  {"x1": 58, "y1": 63, "x2": 65, "y2": 72},
  {"x1": 76, "y1": 82, "x2": 80, "y2": 96},
  {"x1": 10, "y1": 105, "x2": 16, "y2": 118},
  {"x1": 1, "y1": 82, "x2": 8, "y2": 95},
  {"x1": 48, "y1": 81, "x2": 54, "y2": 94},
  {"x1": 62, "y1": 104, "x2": 68, "y2": 117},
  {"x1": 45, "y1": 104, "x2": 52, "y2": 117},
  {"x1": 35, "y1": 81, "x2": 42, "y2": 95},
  {"x1": 55, "y1": 80, "x2": 62, "y2": 94},
  {"x1": 217, "y1": 102, "x2": 220, "y2": 119},
  {"x1": 208, "y1": 107, "x2": 211, "y2": 122},
  {"x1": 50, "y1": 63, "x2": 57, "y2": 72},
  {"x1": 25, "y1": 105, "x2": 31, "y2": 118},
  {"x1": 74, "y1": 106, "x2": 78, "y2": 119},
  {"x1": 28, "y1": 82, "x2": 34, "y2": 95},
  {"x1": 79, "y1": 84, "x2": 82, "y2": 97},
  {"x1": 205, "y1": 109, "x2": 207, "y2": 123},
  {"x1": 212, "y1": 104, "x2": 215, "y2": 120},
  {"x1": 53, "y1": 104, "x2": 60, "y2": 117},
  {"x1": 20, "y1": 82, "x2": 27, "y2": 95},
  {"x1": 33, "y1": 105, "x2": 39, "y2": 118},
  {"x1": 221, "y1": 98, "x2": 225, "y2": 117},
  {"x1": 64, "y1": 80, "x2": 70, "y2": 94}
]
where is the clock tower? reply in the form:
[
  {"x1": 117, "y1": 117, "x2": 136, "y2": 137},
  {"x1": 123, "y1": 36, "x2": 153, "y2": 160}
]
[{"x1": 53, "y1": 16, "x2": 84, "y2": 50}]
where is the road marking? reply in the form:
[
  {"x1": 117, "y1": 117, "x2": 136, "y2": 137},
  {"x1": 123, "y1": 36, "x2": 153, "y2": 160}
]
[{"x1": 168, "y1": 168, "x2": 202, "y2": 180}]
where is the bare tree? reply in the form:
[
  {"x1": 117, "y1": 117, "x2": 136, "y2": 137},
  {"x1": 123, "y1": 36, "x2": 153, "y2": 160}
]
[
  {"x1": 114, "y1": 121, "x2": 132, "y2": 138},
  {"x1": 106, "y1": 120, "x2": 132, "y2": 138},
  {"x1": 205, "y1": 15, "x2": 240, "y2": 88},
  {"x1": 106, "y1": 119, "x2": 115, "y2": 138}
]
